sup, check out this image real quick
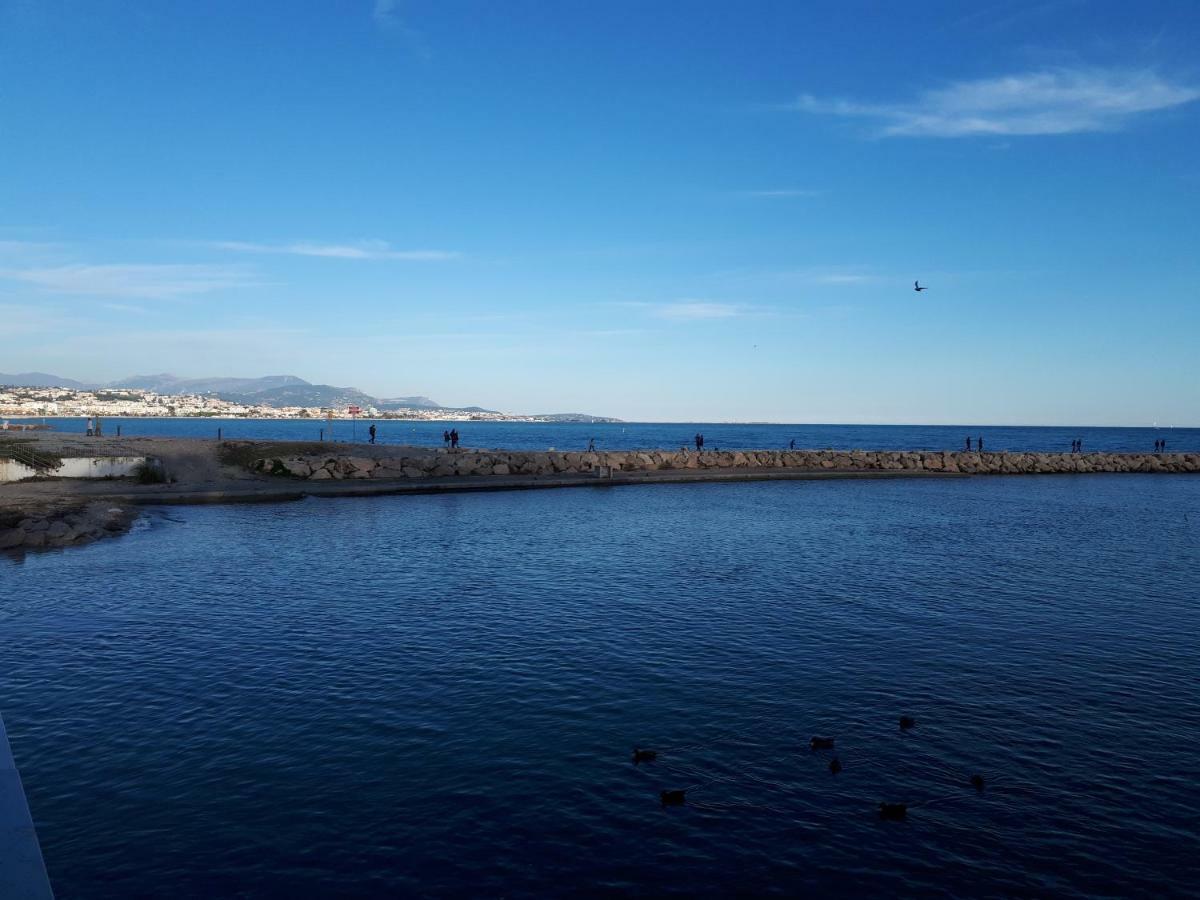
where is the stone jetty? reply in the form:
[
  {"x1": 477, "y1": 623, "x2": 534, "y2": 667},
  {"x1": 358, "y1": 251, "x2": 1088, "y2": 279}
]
[{"x1": 249, "y1": 448, "x2": 1200, "y2": 481}]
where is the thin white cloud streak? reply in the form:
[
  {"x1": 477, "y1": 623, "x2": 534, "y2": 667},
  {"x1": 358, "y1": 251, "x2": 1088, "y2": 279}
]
[
  {"x1": 708, "y1": 266, "x2": 884, "y2": 288},
  {"x1": 814, "y1": 273, "x2": 877, "y2": 285},
  {"x1": 215, "y1": 240, "x2": 459, "y2": 261},
  {"x1": 735, "y1": 189, "x2": 821, "y2": 198},
  {"x1": 792, "y1": 68, "x2": 1200, "y2": 137},
  {"x1": 0, "y1": 264, "x2": 260, "y2": 299},
  {"x1": 0, "y1": 303, "x2": 76, "y2": 336},
  {"x1": 655, "y1": 302, "x2": 745, "y2": 320},
  {"x1": 373, "y1": 0, "x2": 400, "y2": 27}
]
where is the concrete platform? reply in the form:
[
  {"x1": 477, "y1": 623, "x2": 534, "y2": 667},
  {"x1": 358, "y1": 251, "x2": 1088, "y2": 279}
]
[{"x1": 0, "y1": 715, "x2": 53, "y2": 899}]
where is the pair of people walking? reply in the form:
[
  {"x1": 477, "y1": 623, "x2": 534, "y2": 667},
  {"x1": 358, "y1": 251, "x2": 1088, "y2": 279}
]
[
  {"x1": 1070, "y1": 439, "x2": 1083, "y2": 453},
  {"x1": 965, "y1": 436, "x2": 983, "y2": 451},
  {"x1": 442, "y1": 429, "x2": 460, "y2": 449},
  {"x1": 1154, "y1": 438, "x2": 1167, "y2": 453},
  {"x1": 694, "y1": 433, "x2": 705, "y2": 451}
]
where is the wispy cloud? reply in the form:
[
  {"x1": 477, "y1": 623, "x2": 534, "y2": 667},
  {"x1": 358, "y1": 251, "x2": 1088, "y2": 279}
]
[
  {"x1": 709, "y1": 266, "x2": 884, "y2": 288},
  {"x1": 371, "y1": 0, "x2": 430, "y2": 58},
  {"x1": 0, "y1": 264, "x2": 259, "y2": 299},
  {"x1": 373, "y1": 0, "x2": 401, "y2": 27},
  {"x1": 735, "y1": 189, "x2": 821, "y2": 198},
  {"x1": 215, "y1": 240, "x2": 459, "y2": 261},
  {"x1": 792, "y1": 68, "x2": 1200, "y2": 137},
  {"x1": 0, "y1": 240, "x2": 64, "y2": 260},
  {"x1": 813, "y1": 273, "x2": 877, "y2": 285},
  {"x1": 633, "y1": 301, "x2": 763, "y2": 321},
  {"x1": 0, "y1": 303, "x2": 75, "y2": 336}
]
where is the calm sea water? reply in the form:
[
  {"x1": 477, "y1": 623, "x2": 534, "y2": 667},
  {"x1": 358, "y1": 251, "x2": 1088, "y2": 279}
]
[
  {"x1": 3, "y1": 475, "x2": 1200, "y2": 897},
  {"x1": 11, "y1": 416, "x2": 1200, "y2": 453}
]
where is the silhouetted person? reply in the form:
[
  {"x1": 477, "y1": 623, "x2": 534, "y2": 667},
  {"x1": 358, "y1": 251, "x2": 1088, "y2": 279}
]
[
  {"x1": 694, "y1": 433, "x2": 702, "y2": 451},
  {"x1": 588, "y1": 437, "x2": 595, "y2": 452},
  {"x1": 977, "y1": 436, "x2": 983, "y2": 452},
  {"x1": 1076, "y1": 440, "x2": 1082, "y2": 453},
  {"x1": 789, "y1": 439, "x2": 796, "y2": 450},
  {"x1": 443, "y1": 429, "x2": 450, "y2": 448},
  {"x1": 450, "y1": 429, "x2": 459, "y2": 449},
  {"x1": 368, "y1": 424, "x2": 377, "y2": 444},
  {"x1": 965, "y1": 436, "x2": 972, "y2": 451},
  {"x1": 698, "y1": 433, "x2": 705, "y2": 450}
]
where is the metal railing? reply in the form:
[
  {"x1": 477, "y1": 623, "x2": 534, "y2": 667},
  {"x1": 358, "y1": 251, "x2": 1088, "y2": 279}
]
[{"x1": 0, "y1": 443, "x2": 58, "y2": 472}]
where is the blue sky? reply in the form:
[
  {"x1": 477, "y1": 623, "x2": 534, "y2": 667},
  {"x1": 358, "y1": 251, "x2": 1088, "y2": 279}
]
[{"x1": 1, "y1": 0, "x2": 1198, "y2": 424}]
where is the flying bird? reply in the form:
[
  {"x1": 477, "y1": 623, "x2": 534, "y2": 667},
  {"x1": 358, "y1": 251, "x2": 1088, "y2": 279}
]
[{"x1": 914, "y1": 280, "x2": 927, "y2": 292}]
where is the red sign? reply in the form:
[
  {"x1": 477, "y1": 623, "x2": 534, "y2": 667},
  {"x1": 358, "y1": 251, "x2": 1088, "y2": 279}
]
[{"x1": 347, "y1": 405, "x2": 362, "y2": 416}]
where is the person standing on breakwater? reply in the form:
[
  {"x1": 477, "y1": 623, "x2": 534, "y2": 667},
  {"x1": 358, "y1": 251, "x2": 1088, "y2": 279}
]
[
  {"x1": 965, "y1": 436, "x2": 972, "y2": 451},
  {"x1": 588, "y1": 438, "x2": 595, "y2": 451},
  {"x1": 694, "y1": 433, "x2": 702, "y2": 451},
  {"x1": 369, "y1": 424, "x2": 377, "y2": 445},
  {"x1": 977, "y1": 436, "x2": 984, "y2": 452},
  {"x1": 86, "y1": 416, "x2": 94, "y2": 437},
  {"x1": 450, "y1": 429, "x2": 459, "y2": 449},
  {"x1": 443, "y1": 429, "x2": 451, "y2": 448},
  {"x1": 790, "y1": 439, "x2": 796, "y2": 450}
]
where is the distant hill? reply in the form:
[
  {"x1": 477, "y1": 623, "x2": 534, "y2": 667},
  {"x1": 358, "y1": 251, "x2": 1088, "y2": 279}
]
[
  {"x1": 376, "y1": 396, "x2": 441, "y2": 410},
  {"x1": 0, "y1": 372, "x2": 93, "y2": 390},
  {"x1": 0, "y1": 371, "x2": 619, "y2": 420},
  {"x1": 222, "y1": 383, "x2": 381, "y2": 409},
  {"x1": 111, "y1": 374, "x2": 308, "y2": 395},
  {"x1": 535, "y1": 413, "x2": 624, "y2": 423}
]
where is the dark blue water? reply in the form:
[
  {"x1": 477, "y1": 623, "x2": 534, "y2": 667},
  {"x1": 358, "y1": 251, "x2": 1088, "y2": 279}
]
[
  {"x1": 3, "y1": 476, "x2": 1200, "y2": 897},
  {"x1": 11, "y1": 416, "x2": 1200, "y2": 453}
]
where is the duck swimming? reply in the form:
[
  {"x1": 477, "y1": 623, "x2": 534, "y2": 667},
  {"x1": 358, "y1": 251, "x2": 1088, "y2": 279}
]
[
  {"x1": 660, "y1": 790, "x2": 686, "y2": 807},
  {"x1": 632, "y1": 748, "x2": 657, "y2": 764}
]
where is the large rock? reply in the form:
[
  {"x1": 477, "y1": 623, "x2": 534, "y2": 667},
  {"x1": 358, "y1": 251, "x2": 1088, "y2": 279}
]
[{"x1": 0, "y1": 528, "x2": 25, "y2": 549}]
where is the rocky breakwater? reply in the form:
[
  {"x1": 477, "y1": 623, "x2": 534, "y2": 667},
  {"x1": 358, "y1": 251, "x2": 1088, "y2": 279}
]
[
  {"x1": 0, "y1": 502, "x2": 137, "y2": 552},
  {"x1": 249, "y1": 449, "x2": 1200, "y2": 481}
]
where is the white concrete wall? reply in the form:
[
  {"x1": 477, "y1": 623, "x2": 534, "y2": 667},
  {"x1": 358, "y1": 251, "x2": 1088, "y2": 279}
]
[{"x1": 0, "y1": 456, "x2": 147, "y2": 484}]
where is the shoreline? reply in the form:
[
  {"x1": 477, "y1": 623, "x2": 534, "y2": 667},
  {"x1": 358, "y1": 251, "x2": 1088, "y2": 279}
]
[{"x1": 5, "y1": 415, "x2": 1199, "y2": 430}]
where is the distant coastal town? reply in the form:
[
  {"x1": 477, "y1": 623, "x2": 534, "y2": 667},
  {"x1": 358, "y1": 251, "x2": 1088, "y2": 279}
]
[{"x1": 0, "y1": 385, "x2": 615, "y2": 423}]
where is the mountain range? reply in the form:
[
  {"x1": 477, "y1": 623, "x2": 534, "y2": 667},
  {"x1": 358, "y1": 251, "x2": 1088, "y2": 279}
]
[{"x1": 0, "y1": 372, "x2": 620, "y2": 421}]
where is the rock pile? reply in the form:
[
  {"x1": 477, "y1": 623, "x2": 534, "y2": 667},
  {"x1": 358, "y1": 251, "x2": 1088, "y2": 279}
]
[
  {"x1": 0, "y1": 503, "x2": 136, "y2": 552},
  {"x1": 249, "y1": 449, "x2": 1200, "y2": 481}
]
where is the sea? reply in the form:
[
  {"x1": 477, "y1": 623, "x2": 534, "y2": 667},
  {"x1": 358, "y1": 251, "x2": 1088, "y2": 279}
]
[
  {"x1": 3, "y1": 463, "x2": 1199, "y2": 896},
  {"x1": 7, "y1": 416, "x2": 1200, "y2": 453}
]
